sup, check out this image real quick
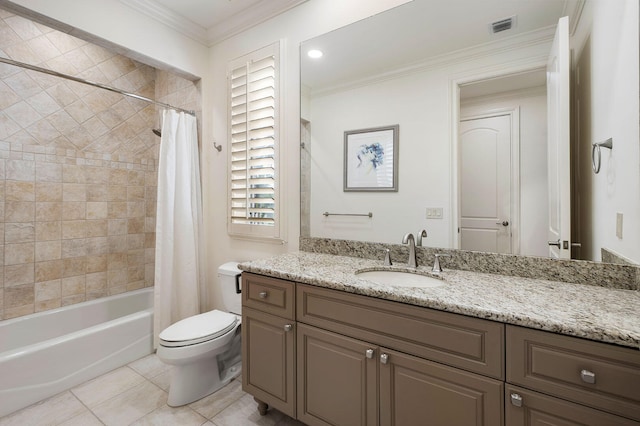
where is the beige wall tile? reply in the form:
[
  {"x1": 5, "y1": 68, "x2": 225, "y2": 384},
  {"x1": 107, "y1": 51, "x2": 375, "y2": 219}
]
[
  {"x1": 35, "y1": 259, "x2": 63, "y2": 282},
  {"x1": 107, "y1": 269, "x2": 126, "y2": 288},
  {"x1": 62, "y1": 201, "x2": 85, "y2": 219},
  {"x1": 5, "y1": 242, "x2": 35, "y2": 265},
  {"x1": 6, "y1": 159, "x2": 35, "y2": 181},
  {"x1": 35, "y1": 240, "x2": 61, "y2": 262},
  {"x1": 127, "y1": 249, "x2": 144, "y2": 266},
  {"x1": 86, "y1": 255, "x2": 107, "y2": 273},
  {"x1": 85, "y1": 166, "x2": 109, "y2": 184},
  {"x1": 62, "y1": 164, "x2": 85, "y2": 183},
  {"x1": 108, "y1": 219, "x2": 127, "y2": 235},
  {"x1": 36, "y1": 221, "x2": 61, "y2": 241},
  {"x1": 62, "y1": 220, "x2": 87, "y2": 239},
  {"x1": 35, "y1": 298, "x2": 61, "y2": 312},
  {"x1": 86, "y1": 219, "x2": 108, "y2": 237},
  {"x1": 127, "y1": 233, "x2": 145, "y2": 250},
  {"x1": 86, "y1": 271, "x2": 106, "y2": 292},
  {"x1": 127, "y1": 170, "x2": 145, "y2": 186},
  {"x1": 61, "y1": 294, "x2": 85, "y2": 306},
  {"x1": 108, "y1": 185, "x2": 127, "y2": 201},
  {"x1": 126, "y1": 280, "x2": 144, "y2": 291},
  {"x1": 5, "y1": 222, "x2": 35, "y2": 243},
  {"x1": 108, "y1": 235, "x2": 127, "y2": 253},
  {"x1": 63, "y1": 256, "x2": 86, "y2": 277},
  {"x1": 86, "y1": 236, "x2": 108, "y2": 256},
  {"x1": 127, "y1": 265, "x2": 144, "y2": 283},
  {"x1": 4, "y1": 303, "x2": 34, "y2": 318},
  {"x1": 35, "y1": 162, "x2": 61, "y2": 182},
  {"x1": 86, "y1": 202, "x2": 107, "y2": 219},
  {"x1": 6, "y1": 180, "x2": 35, "y2": 201},
  {"x1": 145, "y1": 263, "x2": 154, "y2": 286},
  {"x1": 127, "y1": 201, "x2": 145, "y2": 218},
  {"x1": 35, "y1": 201, "x2": 62, "y2": 221},
  {"x1": 109, "y1": 168, "x2": 128, "y2": 185},
  {"x1": 35, "y1": 182, "x2": 62, "y2": 201},
  {"x1": 108, "y1": 252, "x2": 127, "y2": 270},
  {"x1": 6, "y1": 201, "x2": 35, "y2": 222},
  {"x1": 61, "y1": 275, "x2": 85, "y2": 297},
  {"x1": 62, "y1": 183, "x2": 86, "y2": 202},
  {"x1": 108, "y1": 201, "x2": 127, "y2": 219},
  {"x1": 5, "y1": 263, "x2": 34, "y2": 287},
  {"x1": 35, "y1": 279, "x2": 61, "y2": 301},
  {"x1": 87, "y1": 184, "x2": 108, "y2": 201},
  {"x1": 61, "y1": 238, "x2": 86, "y2": 258},
  {"x1": 4, "y1": 283, "x2": 34, "y2": 308},
  {"x1": 127, "y1": 185, "x2": 144, "y2": 201},
  {"x1": 144, "y1": 232, "x2": 155, "y2": 249}
]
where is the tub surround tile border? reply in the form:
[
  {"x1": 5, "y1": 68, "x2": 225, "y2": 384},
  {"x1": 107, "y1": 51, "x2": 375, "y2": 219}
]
[
  {"x1": 239, "y1": 251, "x2": 640, "y2": 349},
  {"x1": 300, "y1": 237, "x2": 640, "y2": 290}
]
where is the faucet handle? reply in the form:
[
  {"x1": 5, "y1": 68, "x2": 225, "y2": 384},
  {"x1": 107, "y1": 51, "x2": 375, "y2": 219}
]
[
  {"x1": 432, "y1": 253, "x2": 451, "y2": 273},
  {"x1": 384, "y1": 249, "x2": 392, "y2": 266},
  {"x1": 417, "y1": 229, "x2": 428, "y2": 246}
]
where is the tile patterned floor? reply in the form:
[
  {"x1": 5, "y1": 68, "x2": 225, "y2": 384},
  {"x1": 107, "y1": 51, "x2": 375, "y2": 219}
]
[{"x1": 0, "y1": 354, "x2": 305, "y2": 426}]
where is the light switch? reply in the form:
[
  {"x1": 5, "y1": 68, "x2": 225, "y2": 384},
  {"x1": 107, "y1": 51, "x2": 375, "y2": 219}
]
[
  {"x1": 426, "y1": 208, "x2": 443, "y2": 219},
  {"x1": 616, "y1": 212, "x2": 623, "y2": 239}
]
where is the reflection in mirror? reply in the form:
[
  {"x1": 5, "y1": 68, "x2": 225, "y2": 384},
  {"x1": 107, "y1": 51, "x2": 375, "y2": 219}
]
[{"x1": 300, "y1": 0, "x2": 640, "y2": 264}]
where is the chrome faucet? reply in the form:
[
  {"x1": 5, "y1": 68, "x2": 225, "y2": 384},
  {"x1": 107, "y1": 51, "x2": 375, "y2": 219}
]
[
  {"x1": 416, "y1": 229, "x2": 427, "y2": 246},
  {"x1": 402, "y1": 233, "x2": 417, "y2": 268}
]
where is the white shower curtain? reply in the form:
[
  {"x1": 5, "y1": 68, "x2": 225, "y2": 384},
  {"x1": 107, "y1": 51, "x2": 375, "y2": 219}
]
[{"x1": 153, "y1": 109, "x2": 205, "y2": 348}]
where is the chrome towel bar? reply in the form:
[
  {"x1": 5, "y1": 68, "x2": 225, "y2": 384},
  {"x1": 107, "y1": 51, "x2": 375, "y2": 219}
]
[
  {"x1": 592, "y1": 137, "x2": 613, "y2": 174},
  {"x1": 323, "y1": 212, "x2": 373, "y2": 218}
]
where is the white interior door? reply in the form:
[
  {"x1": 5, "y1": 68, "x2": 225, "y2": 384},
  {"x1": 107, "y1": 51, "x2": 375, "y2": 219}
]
[
  {"x1": 547, "y1": 16, "x2": 571, "y2": 259},
  {"x1": 460, "y1": 114, "x2": 512, "y2": 254}
]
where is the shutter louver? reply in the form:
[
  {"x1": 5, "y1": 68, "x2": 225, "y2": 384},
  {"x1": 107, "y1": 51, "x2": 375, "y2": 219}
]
[{"x1": 228, "y1": 42, "x2": 281, "y2": 239}]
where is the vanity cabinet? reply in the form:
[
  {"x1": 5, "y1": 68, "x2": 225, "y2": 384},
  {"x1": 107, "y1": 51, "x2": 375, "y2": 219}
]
[
  {"x1": 506, "y1": 325, "x2": 640, "y2": 424},
  {"x1": 296, "y1": 284, "x2": 504, "y2": 426},
  {"x1": 241, "y1": 273, "x2": 296, "y2": 418}
]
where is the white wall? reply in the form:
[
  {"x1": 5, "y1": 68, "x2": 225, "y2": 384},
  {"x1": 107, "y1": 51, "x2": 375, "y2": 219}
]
[
  {"x1": 203, "y1": 0, "x2": 412, "y2": 310},
  {"x1": 573, "y1": 0, "x2": 640, "y2": 263},
  {"x1": 307, "y1": 42, "x2": 551, "y2": 249},
  {"x1": 461, "y1": 89, "x2": 549, "y2": 257}
]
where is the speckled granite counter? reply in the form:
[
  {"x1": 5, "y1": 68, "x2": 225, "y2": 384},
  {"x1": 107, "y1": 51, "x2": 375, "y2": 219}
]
[{"x1": 239, "y1": 252, "x2": 640, "y2": 350}]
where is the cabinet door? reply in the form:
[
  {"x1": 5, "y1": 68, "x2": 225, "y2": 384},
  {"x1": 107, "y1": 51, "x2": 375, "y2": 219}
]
[
  {"x1": 297, "y1": 324, "x2": 377, "y2": 426},
  {"x1": 506, "y1": 385, "x2": 639, "y2": 425},
  {"x1": 242, "y1": 307, "x2": 296, "y2": 418},
  {"x1": 380, "y1": 348, "x2": 503, "y2": 426}
]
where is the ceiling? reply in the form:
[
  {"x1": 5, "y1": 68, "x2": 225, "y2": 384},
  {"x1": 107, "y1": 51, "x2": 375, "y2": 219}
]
[
  {"x1": 120, "y1": 0, "x2": 307, "y2": 46},
  {"x1": 301, "y1": 0, "x2": 581, "y2": 92}
]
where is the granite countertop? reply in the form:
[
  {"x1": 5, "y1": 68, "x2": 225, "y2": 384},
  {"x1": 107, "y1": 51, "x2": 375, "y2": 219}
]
[{"x1": 239, "y1": 251, "x2": 640, "y2": 350}]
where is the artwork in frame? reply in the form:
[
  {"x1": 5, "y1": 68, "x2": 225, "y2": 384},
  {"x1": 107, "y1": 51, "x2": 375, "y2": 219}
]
[{"x1": 344, "y1": 125, "x2": 399, "y2": 191}]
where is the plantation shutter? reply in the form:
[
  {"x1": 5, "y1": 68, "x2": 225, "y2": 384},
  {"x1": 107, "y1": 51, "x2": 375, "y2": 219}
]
[{"x1": 228, "y1": 42, "x2": 281, "y2": 240}]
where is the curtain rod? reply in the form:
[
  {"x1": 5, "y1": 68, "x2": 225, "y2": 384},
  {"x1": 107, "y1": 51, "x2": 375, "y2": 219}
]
[{"x1": 0, "y1": 56, "x2": 196, "y2": 116}]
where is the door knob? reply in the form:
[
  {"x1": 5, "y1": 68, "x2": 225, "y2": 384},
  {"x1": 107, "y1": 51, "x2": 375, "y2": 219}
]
[
  {"x1": 495, "y1": 220, "x2": 509, "y2": 226},
  {"x1": 547, "y1": 239, "x2": 561, "y2": 248}
]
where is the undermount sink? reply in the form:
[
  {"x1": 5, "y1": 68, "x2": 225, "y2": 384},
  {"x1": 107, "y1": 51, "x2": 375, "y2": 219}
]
[{"x1": 355, "y1": 269, "x2": 445, "y2": 288}]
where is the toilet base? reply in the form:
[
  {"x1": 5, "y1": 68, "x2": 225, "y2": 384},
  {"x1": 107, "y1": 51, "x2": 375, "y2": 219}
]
[{"x1": 167, "y1": 359, "x2": 242, "y2": 407}]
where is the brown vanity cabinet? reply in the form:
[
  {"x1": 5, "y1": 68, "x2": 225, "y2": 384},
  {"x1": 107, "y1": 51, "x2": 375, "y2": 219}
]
[
  {"x1": 241, "y1": 273, "x2": 640, "y2": 425},
  {"x1": 241, "y1": 273, "x2": 296, "y2": 418}
]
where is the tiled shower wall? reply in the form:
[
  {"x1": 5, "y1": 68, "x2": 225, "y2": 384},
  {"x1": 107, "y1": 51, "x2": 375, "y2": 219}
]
[{"x1": 0, "y1": 9, "x2": 201, "y2": 319}]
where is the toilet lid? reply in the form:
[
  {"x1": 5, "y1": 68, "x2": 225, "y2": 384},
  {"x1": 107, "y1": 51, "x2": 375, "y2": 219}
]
[{"x1": 159, "y1": 310, "x2": 238, "y2": 347}]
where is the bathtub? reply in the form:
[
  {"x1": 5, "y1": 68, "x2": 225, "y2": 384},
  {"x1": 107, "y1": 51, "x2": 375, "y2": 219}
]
[{"x1": 0, "y1": 288, "x2": 154, "y2": 417}]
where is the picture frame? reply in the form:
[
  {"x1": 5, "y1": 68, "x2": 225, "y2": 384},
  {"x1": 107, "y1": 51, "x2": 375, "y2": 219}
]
[{"x1": 344, "y1": 125, "x2": 399, "y2": 191}]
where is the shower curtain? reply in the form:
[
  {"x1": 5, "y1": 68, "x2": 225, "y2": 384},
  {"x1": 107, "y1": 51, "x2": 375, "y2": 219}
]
[{"x1": 153, "y1": 109, "x2": 205, "y2": 348}]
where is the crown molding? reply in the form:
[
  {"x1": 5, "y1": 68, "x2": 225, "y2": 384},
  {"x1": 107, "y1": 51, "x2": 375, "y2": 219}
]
[
  {"x1": 120, "y1": 0, "x2": 209, "y2": 45},
  {"x1": 206, "y1": 0, "x2": 306, "y2": 46},
  {"x1": 311, "y1": 25, "x2": 556, "y2": 98}
]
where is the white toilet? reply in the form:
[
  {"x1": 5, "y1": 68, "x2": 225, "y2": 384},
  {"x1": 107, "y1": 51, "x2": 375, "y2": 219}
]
[{"x1": 157, "y1": 262, "x2": 243, "y2": 407}]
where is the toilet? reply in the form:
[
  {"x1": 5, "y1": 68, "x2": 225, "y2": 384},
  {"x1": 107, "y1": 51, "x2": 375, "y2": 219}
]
[{"x1": 157, "y1": 262, "x2": 243, "y2": 407}]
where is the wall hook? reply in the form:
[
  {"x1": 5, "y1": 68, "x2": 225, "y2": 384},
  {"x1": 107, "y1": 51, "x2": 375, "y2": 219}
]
[{"x1": 213, "y1": 141, "x2": 222, "y2": 152}]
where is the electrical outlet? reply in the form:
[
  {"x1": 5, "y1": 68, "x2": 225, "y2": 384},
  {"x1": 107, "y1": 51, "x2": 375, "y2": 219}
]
[
  {"x1": 426, "y1": 208, "x2": 443, "y2": 219},
  {"x1": 616, "y1": 212, "x2": 623, "y2": 239}
]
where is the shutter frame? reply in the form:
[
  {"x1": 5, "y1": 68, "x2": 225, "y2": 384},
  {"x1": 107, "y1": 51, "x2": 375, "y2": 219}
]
[{"x1": 227, "y1": 41, "x2": 283, "y2": 241}]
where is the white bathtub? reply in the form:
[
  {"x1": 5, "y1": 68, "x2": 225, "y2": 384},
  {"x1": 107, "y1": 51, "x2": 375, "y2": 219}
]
[{"x1": 0, "y1": 288, "x2": 154, "y2": 417}]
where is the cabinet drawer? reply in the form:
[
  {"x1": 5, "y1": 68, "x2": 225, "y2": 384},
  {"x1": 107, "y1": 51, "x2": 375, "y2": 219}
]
[
  {"x1": 506, "y1": 384, "x2": 638, "y2": 426},
  {"x1": 297, "y1": 283, "x2": 504, "y2": 379},
  {"x1": 242, "y1": 273, "x2": 295, "y2": 320},
  {"x1": 507, "y1": 325, "x2": 640, "y2": 421}
]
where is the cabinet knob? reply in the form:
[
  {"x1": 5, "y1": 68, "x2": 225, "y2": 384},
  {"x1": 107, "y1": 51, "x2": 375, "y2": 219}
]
[
  {"x1": 510, "y1": 393, "x2": 523, "y2": 407},
  {"x1": 580, "y1": 369, "x2": 596, "y2": 384},
  {"x1": 380, "y1": 353, "x2": 389, "y2": 364},
  {"x1": 259, "y1": 291, "x2": 268, "y2": 299},
  {"x1": 284, "y1": 324, "x2": 292, "y2": 332},
  {"x1": 365, "y1": 349, "x2": 374, "y2": 359}
]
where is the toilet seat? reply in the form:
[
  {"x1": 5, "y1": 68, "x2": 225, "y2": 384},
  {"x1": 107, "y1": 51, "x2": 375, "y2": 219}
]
[{"x1": 159, "y1": 310, "x2": 238, "y2": 348}]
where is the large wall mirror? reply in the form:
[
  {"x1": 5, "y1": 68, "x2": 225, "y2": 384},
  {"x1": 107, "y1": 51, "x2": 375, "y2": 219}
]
[{"x1": 300, "y1": 0, "x2": 640, "y2": 264}]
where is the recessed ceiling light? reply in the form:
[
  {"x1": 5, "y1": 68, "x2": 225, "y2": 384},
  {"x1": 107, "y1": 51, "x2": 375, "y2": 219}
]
[{"x1": 307, "y1": 49, "x2": 323, "y2": 59}]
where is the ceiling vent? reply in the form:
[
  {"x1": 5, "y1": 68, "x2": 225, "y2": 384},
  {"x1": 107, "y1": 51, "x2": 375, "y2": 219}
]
[{"x1": 490, "y1": 16, "x2": 516, "y2": 34}]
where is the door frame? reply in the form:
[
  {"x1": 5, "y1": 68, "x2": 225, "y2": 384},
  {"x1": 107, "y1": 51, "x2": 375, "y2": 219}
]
[
  {"x1": 449, "y1": 59, "x2": 547, "y2": 250},
  {"x1": 459, "y1": 108, "x2": 520, "y2": 254}
]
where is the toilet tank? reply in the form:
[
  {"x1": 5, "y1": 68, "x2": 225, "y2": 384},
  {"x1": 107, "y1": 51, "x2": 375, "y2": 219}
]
[{"x1": 218, "y1": 262, "x2": 242, "y2": 315}]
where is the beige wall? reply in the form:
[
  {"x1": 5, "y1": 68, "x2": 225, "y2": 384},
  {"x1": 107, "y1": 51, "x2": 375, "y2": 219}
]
[{"x1": 0, "y1": 8, "x2": 200, "y2": 319}]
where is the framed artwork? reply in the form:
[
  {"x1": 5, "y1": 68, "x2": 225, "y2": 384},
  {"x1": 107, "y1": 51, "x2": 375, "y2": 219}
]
[{"x1": 344, "y1": 125, "x2": 399, "y2": 191}]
